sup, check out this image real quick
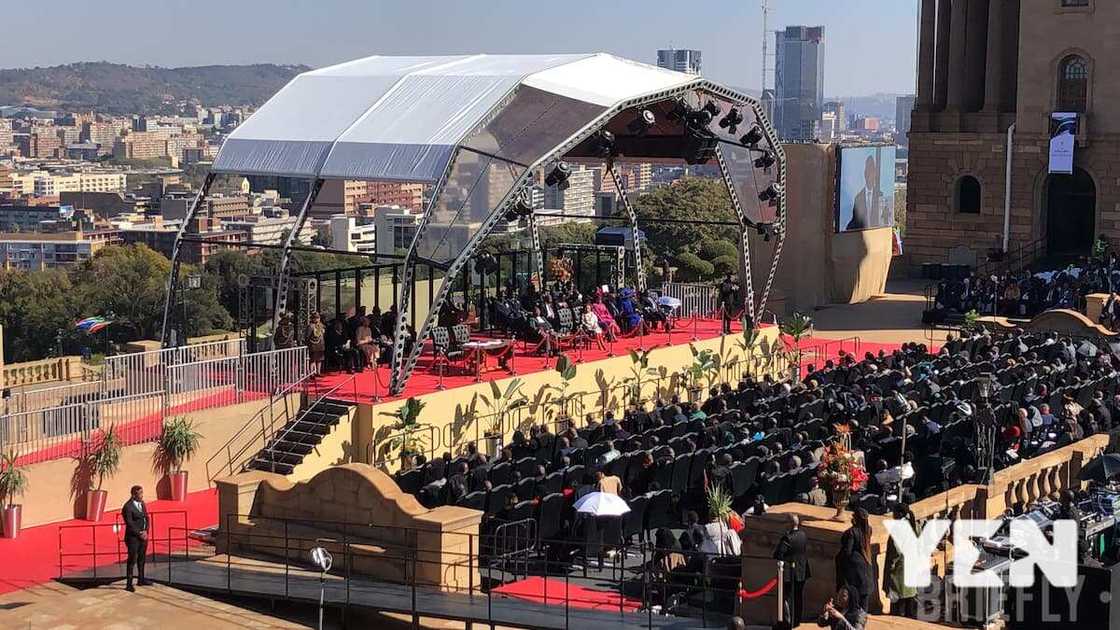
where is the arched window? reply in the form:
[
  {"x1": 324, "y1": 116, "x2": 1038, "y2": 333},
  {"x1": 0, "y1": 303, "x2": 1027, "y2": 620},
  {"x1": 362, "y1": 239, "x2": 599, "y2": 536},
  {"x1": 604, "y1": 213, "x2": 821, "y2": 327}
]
[
  {"x1": 955, "y1": 176, "x2": 981, "y2": 214},
  {"x1": 1058, "y1": 55, "x2": 1089, "y2": 112}
]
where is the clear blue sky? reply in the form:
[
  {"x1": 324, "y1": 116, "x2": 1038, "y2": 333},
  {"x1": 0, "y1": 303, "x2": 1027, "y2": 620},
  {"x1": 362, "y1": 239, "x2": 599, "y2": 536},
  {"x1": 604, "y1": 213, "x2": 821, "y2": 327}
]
[{"x1": 5, "y1": 0, "x2": 917, "y2": 97}]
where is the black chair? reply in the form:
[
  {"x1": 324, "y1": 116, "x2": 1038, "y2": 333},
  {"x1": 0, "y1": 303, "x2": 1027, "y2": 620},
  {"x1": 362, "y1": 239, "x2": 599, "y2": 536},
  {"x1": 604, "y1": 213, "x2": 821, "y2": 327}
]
[
  {"x1": 645, "y1": 489, "x2": 674, "y2": 530},
  {"x1": 622, "y1": 493, "x2": 649, "y2": 544},
  {"x1": 504, "y1": 499, "x2": 536, "y2": 523},
  {"x1": 653, "y1": 456, "x2": 675, "y2": 490},
  {"x1": 537, "y1": 492, "x2": 566, "y2": 544},
  {"x1": 559, "y1": 464, "x2": 582, "y2": 487},
  {"x1": 516, "y1": 477, "x2": 539, "y2": 501},
  {"x1": 516, "y1": 457, "x2": 539, "y2": 477},
  {"x1": 543, "y1": 470, "x2": 564, "y2": 495},
  {"x1": 670, "y1": 453, "x2": 690, "y2": 495},
  {"x1": 431, "y1": 326, "x2": 465, "y2": 374},
  {"x1": 486, "y1": 484, "x2": 513, "y2": 516},
  {"x1": 489, "y1": 461, "x2": 513, "y2": 486},
  {"x1": 395, "y1": 469, "x2": 423, "y2": 495},
  {"x1": 457, "y1": 491, "x2": 486, "y2": 511}
]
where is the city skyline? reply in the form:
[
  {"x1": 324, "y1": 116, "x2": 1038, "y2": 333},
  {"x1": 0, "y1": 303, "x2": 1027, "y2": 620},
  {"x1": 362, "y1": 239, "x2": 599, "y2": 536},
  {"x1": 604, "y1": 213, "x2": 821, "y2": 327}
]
[{"x1": 3, "y1": 0, "x2": 918, "y2": 98}]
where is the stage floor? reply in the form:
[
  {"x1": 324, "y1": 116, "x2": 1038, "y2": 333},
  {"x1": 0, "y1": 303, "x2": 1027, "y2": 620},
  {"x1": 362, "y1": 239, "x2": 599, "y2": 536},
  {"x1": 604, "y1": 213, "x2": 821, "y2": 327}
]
[{"x1": 309, "y1": 316, "x2": 899, "y2": 405}]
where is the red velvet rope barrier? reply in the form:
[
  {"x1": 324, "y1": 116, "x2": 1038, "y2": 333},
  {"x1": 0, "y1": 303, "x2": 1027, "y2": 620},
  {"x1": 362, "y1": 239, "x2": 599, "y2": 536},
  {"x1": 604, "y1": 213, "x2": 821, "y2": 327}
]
[{"x1": 738, "y1": 577, "x2": 778, "y2": 600}]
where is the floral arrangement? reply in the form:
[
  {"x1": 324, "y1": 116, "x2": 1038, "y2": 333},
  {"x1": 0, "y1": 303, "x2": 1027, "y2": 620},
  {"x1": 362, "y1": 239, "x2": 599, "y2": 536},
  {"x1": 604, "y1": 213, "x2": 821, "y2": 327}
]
[
  {"x1": 548, "y1": 257, "x2": 574, "y2": 282},
  {"x1": 817, "y1": 431, "x2": 868, "y2": 509}
]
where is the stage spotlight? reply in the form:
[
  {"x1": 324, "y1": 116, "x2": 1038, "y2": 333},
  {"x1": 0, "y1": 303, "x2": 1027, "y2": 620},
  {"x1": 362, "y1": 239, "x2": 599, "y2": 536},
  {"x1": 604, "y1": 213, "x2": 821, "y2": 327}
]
[
  {"x1": 627, "y1": 109, "x2": 656, "y2": 135},
  {"x1": 718, "y1": 107, "x2": 744, "y2": 135},
  {"x1": 545, "y1": 162, "x2": 572, "y2": 189},
  {"x1": 684, "y1": 136, "x2": 719, "y2": 165},
  {"x1": 758, "y1": 183, "x2": 781, "y2": 203},
  {"x1": 503, "y1": 209, "x2": 519, "y2": 222},
  {"x1": 740, "y1": 125, "x2": 763, "y2": 148},
  {"x1": 755, "y1": 222, "x2": 775, "y2": 242},
  {"x1": 512, "y1": 189, "x2": 535, "y2": 216},
  {"x1": 588, "y1": 129, "x2": 616, "y2": 159},
  {"x1": 754, "y1": 152, "x2": 775, "y2": 169},
  {"x1": 667, "y1": 99, "x2": 692, "y2": 123}
]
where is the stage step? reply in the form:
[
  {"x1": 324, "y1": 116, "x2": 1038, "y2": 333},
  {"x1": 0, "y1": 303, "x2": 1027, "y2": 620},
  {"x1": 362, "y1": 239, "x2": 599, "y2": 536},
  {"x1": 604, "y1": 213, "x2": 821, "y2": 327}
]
[{"x1": 243, "y1": 396, "x2": 355, "y2": 476}]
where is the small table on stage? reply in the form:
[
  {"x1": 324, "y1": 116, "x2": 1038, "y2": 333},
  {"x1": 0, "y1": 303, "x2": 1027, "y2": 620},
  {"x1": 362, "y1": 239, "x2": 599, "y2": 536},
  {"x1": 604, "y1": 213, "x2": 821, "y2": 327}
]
[{"x1": 463, "y1": 339, "x2": 514, "y2": 382}]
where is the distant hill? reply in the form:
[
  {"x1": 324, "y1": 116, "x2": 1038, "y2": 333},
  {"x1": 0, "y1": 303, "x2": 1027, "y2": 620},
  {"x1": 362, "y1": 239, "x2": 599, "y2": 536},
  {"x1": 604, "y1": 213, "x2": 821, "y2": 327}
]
[{"x1": 0, "y1": 62, "x2": 310, "y2": 115}]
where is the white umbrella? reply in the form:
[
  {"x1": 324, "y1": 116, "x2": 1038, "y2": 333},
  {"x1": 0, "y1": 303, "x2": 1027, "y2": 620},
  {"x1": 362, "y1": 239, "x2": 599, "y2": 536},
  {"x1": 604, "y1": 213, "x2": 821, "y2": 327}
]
[
  {"x1": 657, "y1": 296, "x2": 682, "y2": 309},
  {"x1": 574, "y1": 492, "x2": 631, "y2": 517}
]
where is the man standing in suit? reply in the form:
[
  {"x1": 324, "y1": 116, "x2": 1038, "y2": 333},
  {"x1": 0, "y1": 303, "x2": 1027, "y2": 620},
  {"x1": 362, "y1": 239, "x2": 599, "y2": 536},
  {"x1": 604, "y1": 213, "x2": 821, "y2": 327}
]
[
  {"x1": 122, "y1": 485, "x2": 151, "y2": 591},
  {"x1": 773, "y1": 513, "x2": 810, "y2": 624},
  {"x1": 845, "y1": 154, "x2": 882, "y2": 231}
]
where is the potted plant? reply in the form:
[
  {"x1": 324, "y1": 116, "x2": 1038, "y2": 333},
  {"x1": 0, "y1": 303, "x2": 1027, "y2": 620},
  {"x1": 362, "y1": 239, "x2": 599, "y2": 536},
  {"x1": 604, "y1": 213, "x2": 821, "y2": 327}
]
[
  {"x1": 380, "y1": 397, "x2": 428, "y2": 470},
  {"x1": 625, "y1": 349, "x2": 659, "y2": 409},
  {"x1": 779, "y1": 311, "x2": 813, "y2": 383},
  {"x1": 84, "y1": 424, "x2": 122, "y2": 522},
  {"x1": 156, "y1": 416, "x2": 202, "y2": 502},
  {"x1": 478, "y1": 378, "x2": 528, "y2": 456},
  {"x1": 0, "y1": 451, "x2": 29, "y2": 539},
  {"x1": 687, "y1": 343, "x2": 720, "y2": 402},
  {"x1": 544, "y1": 355, "x2": 579, "y2": 432}
]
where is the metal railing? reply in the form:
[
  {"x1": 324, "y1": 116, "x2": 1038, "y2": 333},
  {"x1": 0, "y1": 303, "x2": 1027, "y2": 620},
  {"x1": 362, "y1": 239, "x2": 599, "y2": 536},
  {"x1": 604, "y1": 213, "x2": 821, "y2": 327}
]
[
  {"x1": 124, "y1": 512, "x2": 768, "y2": 630},
  {"x1": 2, "y1": 344, "x2": 311, "y2": 466},
  {"x1": 56, "y1": 509, "x2": 189, "y2": 582},
  {"x1": 656, "y1": 282, "x2": 718, "y2": 318}
]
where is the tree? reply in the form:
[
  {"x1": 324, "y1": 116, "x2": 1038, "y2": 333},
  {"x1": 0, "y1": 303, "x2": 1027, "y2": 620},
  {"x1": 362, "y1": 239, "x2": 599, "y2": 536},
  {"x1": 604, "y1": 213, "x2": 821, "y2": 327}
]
[
  {"x1": 625, "y1": 178, "x2": 735, "y2": 261},
  {"x1": 76, "y1": 244, "x2": 229, "y2": 340},
  {"x1": 675, "y1": 252, "x2": 714, "y2": 282},
  {"x1": 700, "y1": 239, "x2": 738, "y2": 261},
  {"x1": 0, "y1": 268, "x2": 79, "y2": 362}
]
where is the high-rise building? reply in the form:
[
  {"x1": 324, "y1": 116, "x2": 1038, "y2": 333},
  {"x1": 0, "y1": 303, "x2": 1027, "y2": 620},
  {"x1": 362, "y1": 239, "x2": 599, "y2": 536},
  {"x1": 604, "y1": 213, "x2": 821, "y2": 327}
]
[
  {"x1": 311, "y1": 180, "x2": 368, "y2": 219},
  {"x1": 822, "y1": 101, "x2": 846, "y2": 132},
  {"x1": 366, "y1": 181, "x2": 425, "y2": 211},
  {"x1": 0, "y1": 119, "x2": 12, "y2": 150},
  {"x1": 543, "y1": 165, "x2": 594, "y2": 218},
  {"x1": 907, "y1": 0, "x2": 1119, "y2": 264},
  {"x1": 895, "y1": 95, "x2": 915, "y2": 146},
  {"x1": 774, "y1": 26, "x2": 825, "y2": 141},
  {"x1": 656, "y1": 49, "x2": 702, "y2": 75}
]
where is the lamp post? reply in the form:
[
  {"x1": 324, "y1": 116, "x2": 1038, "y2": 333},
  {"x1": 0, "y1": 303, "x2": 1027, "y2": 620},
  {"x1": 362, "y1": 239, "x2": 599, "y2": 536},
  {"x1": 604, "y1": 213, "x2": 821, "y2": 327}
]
[
  {"x1": 310, "y1": 546, "x2": 333, "y2": 630},
  {"x1": 180, "y1": 274, "x2": 201, "y2": 347}
]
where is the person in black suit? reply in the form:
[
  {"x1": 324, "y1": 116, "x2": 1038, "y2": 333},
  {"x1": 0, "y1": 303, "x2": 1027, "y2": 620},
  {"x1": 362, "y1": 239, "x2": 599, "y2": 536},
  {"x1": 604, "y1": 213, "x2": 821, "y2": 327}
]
[
  {"x1": 122, "y1": 485, "x2": 151, "y2": 591},
  {"x1": 773, "y1": 513, "x2": 811, "y2": 624}
]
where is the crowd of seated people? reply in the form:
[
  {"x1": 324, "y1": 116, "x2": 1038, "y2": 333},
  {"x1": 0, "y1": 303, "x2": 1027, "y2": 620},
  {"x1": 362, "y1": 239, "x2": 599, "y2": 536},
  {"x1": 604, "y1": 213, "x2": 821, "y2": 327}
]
[
  {"x1": 318, "y1": 304, "x2": 415, "y2": 373},
  {"x1": 394, "y1": 328, "x2": 1119, "y2": 570},
  {"x1": 489, "y1": 280, "x2": 671, "y2": 356},
  {"x1": 931, "y1": 253, "x2": 1120, "y2": 324}
]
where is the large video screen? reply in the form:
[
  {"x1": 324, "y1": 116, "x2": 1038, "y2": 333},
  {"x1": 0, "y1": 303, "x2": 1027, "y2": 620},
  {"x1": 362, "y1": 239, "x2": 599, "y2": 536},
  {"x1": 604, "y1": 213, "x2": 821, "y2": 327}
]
[{"x1": 836, "y1": 145, "x2": 896, "y2": 232}]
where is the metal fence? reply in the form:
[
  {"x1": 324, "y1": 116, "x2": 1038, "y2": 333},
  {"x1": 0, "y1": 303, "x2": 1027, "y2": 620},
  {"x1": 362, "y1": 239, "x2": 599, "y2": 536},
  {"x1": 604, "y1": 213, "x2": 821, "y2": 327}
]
[
  {"x1": 1, "y1": 343, "x2": 309, "y2": 466},
  {"x1": 655, "y1": 282, "x2": 718, "y2": 318}
]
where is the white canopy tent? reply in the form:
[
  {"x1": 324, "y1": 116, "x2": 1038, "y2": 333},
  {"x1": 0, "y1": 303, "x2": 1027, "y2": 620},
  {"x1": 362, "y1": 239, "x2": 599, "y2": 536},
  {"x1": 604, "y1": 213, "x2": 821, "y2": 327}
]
[{"x1": 164, "y1": 53, "x2": 788, "y2": 394}]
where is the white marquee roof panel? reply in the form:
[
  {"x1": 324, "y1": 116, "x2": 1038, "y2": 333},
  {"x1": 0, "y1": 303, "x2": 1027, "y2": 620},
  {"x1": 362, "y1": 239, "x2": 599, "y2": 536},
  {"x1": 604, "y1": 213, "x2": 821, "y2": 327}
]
[{"x1": 212, "y1": 53, "x2": 698, "y2": 182}]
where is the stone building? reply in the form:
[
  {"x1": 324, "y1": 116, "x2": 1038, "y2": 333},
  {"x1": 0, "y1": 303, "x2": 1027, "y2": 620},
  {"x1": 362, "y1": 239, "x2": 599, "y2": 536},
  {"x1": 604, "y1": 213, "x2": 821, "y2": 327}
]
[{"x1": 907, "y1": 0, "x2": 1118, "y2": 266}]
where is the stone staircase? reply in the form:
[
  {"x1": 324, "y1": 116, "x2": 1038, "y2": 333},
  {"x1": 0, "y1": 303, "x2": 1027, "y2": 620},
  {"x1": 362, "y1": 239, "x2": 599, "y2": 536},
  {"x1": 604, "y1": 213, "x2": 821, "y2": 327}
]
[{"x1": 246, "y1": 397, "x2": 355, "y2": 475}]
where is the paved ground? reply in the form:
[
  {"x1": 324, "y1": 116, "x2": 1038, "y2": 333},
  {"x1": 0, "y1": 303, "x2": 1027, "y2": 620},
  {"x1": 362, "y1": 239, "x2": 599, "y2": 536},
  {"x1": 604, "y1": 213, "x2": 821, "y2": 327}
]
[
  {"x1": 808, "y1": 279, "x2": 949, "y2": 349},
  {"x1": 0, "y1": 582, "x2": 316, "y2": 630}
]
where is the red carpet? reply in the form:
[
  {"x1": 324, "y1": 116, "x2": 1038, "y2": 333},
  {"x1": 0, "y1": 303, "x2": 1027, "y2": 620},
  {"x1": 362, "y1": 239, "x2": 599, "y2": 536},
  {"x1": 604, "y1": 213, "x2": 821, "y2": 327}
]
[
  {"x1": 492, "y1": 575, "x2": 642, "y2": 612},
  {"x1": 311, "y1": 316, "x2": 750, "y2": 404},
  {"x1": 0, "y1": 488, "x2": 219, "y2": 595},
  {"x1": 310, "y1": 318, "x2": 911, "y2": 404}
]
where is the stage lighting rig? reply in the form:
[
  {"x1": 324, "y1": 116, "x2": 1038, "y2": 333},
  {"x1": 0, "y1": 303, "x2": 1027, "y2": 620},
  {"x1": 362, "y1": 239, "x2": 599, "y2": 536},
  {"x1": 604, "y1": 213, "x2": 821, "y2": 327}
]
[
  {"x1": 544, "y1": 161, "x2": 572, "y2": 189},
  {"x1": 740, "y1": 125, "x2": 763, "y2": 149},
  {"x1": 758, "y1": 183, "x2": 781, "y2": 203},
  {"x1": 755, "y1": 222, "x2": 776, "y2": 242},
  {"x1": 588, "y1": 129, "x2": 616, "y2": 159},
  {"x1": 503, "y1": 189, "x2": 535, "y2": 222},
  {"x1": 754, "y1": 151, "x2": 775, "y2": 169},
  {"x1": 718, "y1": 107, "x2": 744, "y2": 135},
  {"x1": 627, "y1": 109, "x2": 656, "y2": 135}
]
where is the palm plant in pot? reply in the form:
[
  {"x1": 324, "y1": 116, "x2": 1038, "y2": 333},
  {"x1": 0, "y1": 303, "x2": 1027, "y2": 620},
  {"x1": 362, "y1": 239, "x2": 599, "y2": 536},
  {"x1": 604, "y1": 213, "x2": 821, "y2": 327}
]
[
  {"x1": 543, "y1": 355, "x2": 579, "y2": 432},
  {"x1": 84, "y1": 424, "x2": 121, "y2": 521},
  {"x1": 625, "y1": 349, "x2": 658, "y2": 409},
  {"x1": 156, "y1": 416, "x2": 202, "y2": 501},
  {"x1": 478, "y1": 378, "x2": 528, "y2": 456},
  {"x1": 779, "y1": 311, "x2": 813, "y2": 383},
  {"x1": 380, "y1": 397, "x2": 428, "y2": 470},
  {"x1": 0, "y1": 451, "x2": 29, "y2": 539}
]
